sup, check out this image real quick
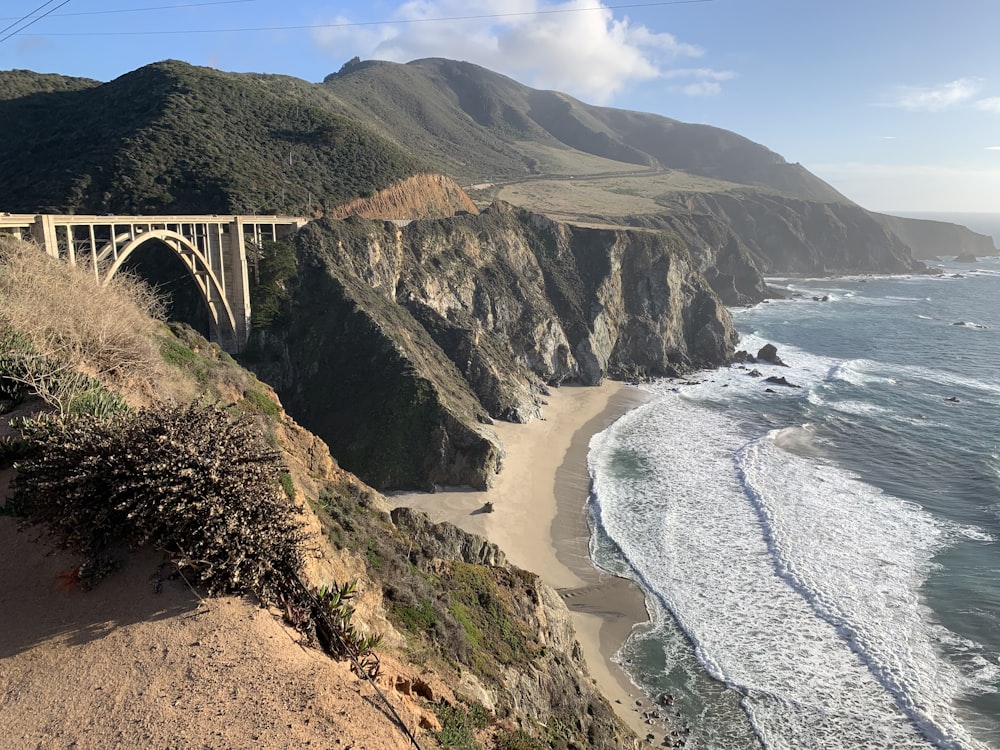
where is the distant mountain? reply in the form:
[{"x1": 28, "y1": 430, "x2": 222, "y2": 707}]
[
  {"x1": 2, "y1": 56, "x2": 990, "y2": 273},
  {"x1": 0, "y1": 62, "x2": 424, "y2": 214},
  {"x1": 322, "y1": 58, "x2": 850, "y2": 204}
]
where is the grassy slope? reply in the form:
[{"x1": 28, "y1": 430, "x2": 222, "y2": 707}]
[
  {"x1": 0, "y1": 62, "x2": 425, "y2": 215},
  {"x1": 322, "y1": 57, "x2": 851, "y2": 205}
]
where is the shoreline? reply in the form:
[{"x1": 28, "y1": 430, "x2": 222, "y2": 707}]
[{"x1": 392, "y1": 381, "x2": 664, "y2": 741}]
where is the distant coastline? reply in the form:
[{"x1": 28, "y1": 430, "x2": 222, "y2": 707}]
[{"x1": 888, "y1": 211, "x2": 1000, "y2": 248}]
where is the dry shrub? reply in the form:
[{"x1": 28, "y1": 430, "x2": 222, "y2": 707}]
[
  {"x1": 0, "y1": 235, "x2": 164, "y2": 412},
  {"x1": 12, "y1": 402, "x2": 305, "y2": 600}
]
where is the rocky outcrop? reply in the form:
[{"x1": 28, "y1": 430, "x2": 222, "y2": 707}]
[
  {"x1": 385, "y1": 507, "x2": 637, "y2": 749},
  {"x1": 329, "y1": 173, "x2": 479, "y2": 221},
  {"x1": 246, "y1": 202, "x2": 737, "y2": 490},
  {"x1": 391, "y1": 507, "x2": 507, "y2": 567},
  {"x1": 623, "y1": 210, "x2": 769, "y2": 305},
  {"x1": 756, "y1": 343, "x2": 787, "y2": 366}
]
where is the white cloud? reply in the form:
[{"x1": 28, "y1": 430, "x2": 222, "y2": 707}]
[
  {"x1": 661, "y1": 68, "x2": 735, "y2": 97},
  {"x1": 889, "y1": 78, "x2": 982, "y2": 112},
  {"x1": 987, "y1": 146, "x2": 1000, "y2": 151},
  {"x1": 974, "y1": 97, "x2": 1000, "y2": 113},
  {"x1": 312, "y1": 1, "x2": 712, "y2": 104}
]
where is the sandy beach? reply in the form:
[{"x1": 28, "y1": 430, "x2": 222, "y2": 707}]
[{"x1": 393, "y1": 381, "x2": 667, "y2": 740}]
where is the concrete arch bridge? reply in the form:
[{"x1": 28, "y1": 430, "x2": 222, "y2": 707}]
[{"x1": 0, "y1": 213, "x2": 309, "y2": 353}]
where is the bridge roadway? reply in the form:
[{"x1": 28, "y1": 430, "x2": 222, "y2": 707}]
[{"x1": 0, "y1": 213, "x2": 309, "y2": 353}]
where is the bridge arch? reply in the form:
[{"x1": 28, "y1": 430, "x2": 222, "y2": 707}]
[
  {"x1": 8, "y1": 213, "x2": 310, "y2": 353},
  {"x1": 102, "y1": 229, "x2": 239, "y2": 349}
]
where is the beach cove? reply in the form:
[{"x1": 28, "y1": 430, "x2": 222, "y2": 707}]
[{"x1": 392, "y1": 381, "x2": 673, "y2": 741}]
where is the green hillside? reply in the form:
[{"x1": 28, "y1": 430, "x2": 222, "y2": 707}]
[
  {"x1": 1, "y1": 57, "x2": 853, "y2": 216},
  {"x1": 0, "y1": 70, "x2": 100, "y2": 101},
  {"x1": 0, "y1": 61, "x2": 425, "y2": 214},
  {"x1": 322, "y1": 57, "x2": 851, "y2": 203}
]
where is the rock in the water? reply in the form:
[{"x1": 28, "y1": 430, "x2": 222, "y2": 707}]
[
  {"x1": 954, "y1": 253, "x2": 977, "y2": 263},
  {"x1": 747, "y1": 369, "x2": 762, "y2": 377},
  {"x1": 945, "y1": 396, "x2": 961, "y2": 403},
  {"x1": 764, "y1": 375, "x2": 800, "y2": 388},
  {"x1": 756, "y1": 343, "x2": 788, "y2": 367}
]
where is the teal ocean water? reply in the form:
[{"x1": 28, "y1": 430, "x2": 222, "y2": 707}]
[{"x1": 588, "y1": 254, "x2": 1000, "y2": 748}]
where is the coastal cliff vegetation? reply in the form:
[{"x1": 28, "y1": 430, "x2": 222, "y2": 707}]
[{"x1": 0, "y1": 236, "x2": 642, "y2": 749}]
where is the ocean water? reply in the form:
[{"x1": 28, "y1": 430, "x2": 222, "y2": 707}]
[{"x1": 587, "y1": 256, "x2": 1000, "y2": 749}]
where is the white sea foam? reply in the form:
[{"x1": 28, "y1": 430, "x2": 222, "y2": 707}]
[
  {"x1": 589, "y1": 390, "x2": 993, "y2": 750},
  {"x1": 881, "y1": 362, "x2": 1000, "y2": 399},
  {"x1": 739, "y1": 433, "x2": 994, "y2": 749},
  {"x1": 824, "y1": 398, "x2": 893, "y2": 417},
  {"x1": 954, "y1": 525, "x2": 997, "y2": 543},
  {"x1": 829, "y1": 359, "x2": 899, "y2": 387}
]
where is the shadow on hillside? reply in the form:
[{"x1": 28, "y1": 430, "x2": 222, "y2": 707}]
[{"x1": 0, "y1": 518, "x2": 199, "y2": 659}]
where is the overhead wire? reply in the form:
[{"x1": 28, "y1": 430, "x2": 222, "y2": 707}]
[
  {"x1": 0, "y1": 0, "x2": 73, "y2": 44},
  {"x1": 0, "y1": 0, "x2": 256, "y2": 21},
  {"x1": 5, "y1": 0, "x2": 712, "y2": 38},
  {"x1": 0, "y1": 0, "x2": 61, "y2": 37}
]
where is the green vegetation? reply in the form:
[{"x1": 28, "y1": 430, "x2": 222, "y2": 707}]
[
  {"x1": 396, "y1": 599, "x2": 438, "y2": 633},
  {"x1": 249, "y1": 239, "x2": 297, "y2": 328},
  {"x1": 435, "y1": 703, "x2": 492, "y2": 750},
  {"x1": 279, "y1": 471, "x2": 296, "y2": 500},
  {"x1": 298, "y1": 580, "x2": 384, "y2": 679},
  {"x1": 237, "y1": 385, "x2": 282, "y2": 419},
  {"x1": 0, "y1": 70, "x2": 100, "y2": 101},
  {"x1": 0, "y1": 61, "x2": 425, "y2": 214},
  {"x1": 314, "y1": 487, "x2": 537, "y2": 686}
]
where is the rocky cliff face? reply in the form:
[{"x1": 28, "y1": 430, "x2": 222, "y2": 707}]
[
  {"x1": 246, "y1": 201, "x2": 736, "y2": 490},
  {"x1": 651, "y1": 192, "x2": 925, "y2": 275},
  {"x1": 388, "y1": 508, "x2": 638, "y2": 749}
]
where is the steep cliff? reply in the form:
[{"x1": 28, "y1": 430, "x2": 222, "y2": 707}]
[
  {"x1": 644, "y1": 192, "x2": 925, "y2": 275},
  {"x1": 246, "y1": 202, "x2": 737, "y2": 490},
  {"x1": 875, "y1": 213, "x2": 998, "y2": 260}
]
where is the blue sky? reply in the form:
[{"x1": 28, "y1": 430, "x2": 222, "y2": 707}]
[{"x1": 2, "y1": 0, "x2": 999, "y2": 213}]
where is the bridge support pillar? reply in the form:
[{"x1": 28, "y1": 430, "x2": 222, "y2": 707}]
[
  {"x1": 223, "y1": 220, "x2": 252, "y2": 353},
  {"x1": 30, "y1": 215, "x2": 58, "y2": 258}
]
